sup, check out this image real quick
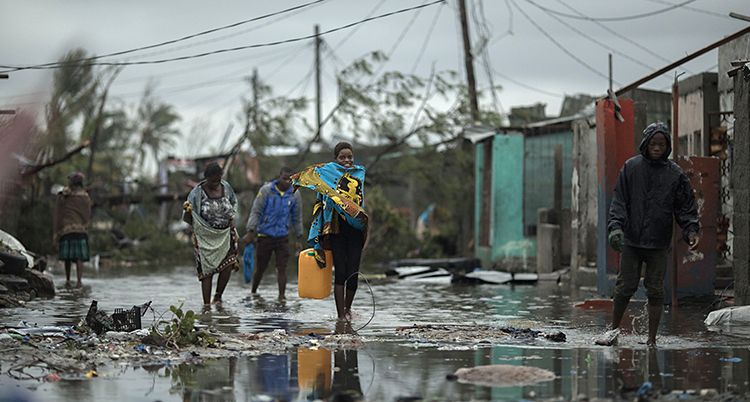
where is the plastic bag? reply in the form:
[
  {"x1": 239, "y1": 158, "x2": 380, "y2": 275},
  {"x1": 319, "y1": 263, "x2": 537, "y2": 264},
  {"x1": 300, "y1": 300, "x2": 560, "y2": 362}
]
[
  {"x1": 243, "y1": 243, "x2": 255, "y2": 284},
  {"x1": 704, "y1": 305, "x2": 750, "y2": 326}
]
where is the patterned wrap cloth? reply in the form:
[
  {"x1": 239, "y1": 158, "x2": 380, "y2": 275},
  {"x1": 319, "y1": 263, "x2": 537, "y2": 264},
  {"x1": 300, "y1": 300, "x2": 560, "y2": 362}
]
[
  {"x1": 291, "y1": 162, "x2": 368, "y2": 268},
  {"x1": 184, "y1": 180, "x2": 239, "y2": 280}
]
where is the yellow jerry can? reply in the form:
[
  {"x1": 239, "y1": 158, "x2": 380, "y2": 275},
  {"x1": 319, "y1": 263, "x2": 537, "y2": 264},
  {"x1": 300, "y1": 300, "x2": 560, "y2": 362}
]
[{"x1": 298, "y1": 248, "x2": 332, "y2": 299}]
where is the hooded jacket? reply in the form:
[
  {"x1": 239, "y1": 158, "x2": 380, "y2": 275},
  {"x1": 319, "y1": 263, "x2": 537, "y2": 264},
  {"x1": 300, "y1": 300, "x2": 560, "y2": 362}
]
[
  {"x1": 245, "y1": 179, "x2": 303, "y2": 239},
  {"x1": 608, "y1": 122, "x2": 699, "y2": 249}
]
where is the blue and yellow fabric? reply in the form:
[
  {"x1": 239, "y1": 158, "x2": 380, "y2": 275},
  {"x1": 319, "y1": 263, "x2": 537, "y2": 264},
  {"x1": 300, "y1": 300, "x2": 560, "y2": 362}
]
[{"x1": 291, "y1": 162, "x2": 368, "y2": 268}]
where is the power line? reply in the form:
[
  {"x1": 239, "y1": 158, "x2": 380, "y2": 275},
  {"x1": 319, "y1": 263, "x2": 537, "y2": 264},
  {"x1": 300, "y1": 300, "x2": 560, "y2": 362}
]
[
  {"x1": 509, "y1": 0, "x2": 616, "y2": 85},
  {"x1": 644, "y1": 0, "x2": 734, "y2": 20},
  {"x1": 527, "y1": 0, "x2": 658, "y2": 72},
  {"x1": 329, "y1": 0, "x2": 389, "y2": 54},
  {"x1": 490, "y1": 66, "x2": 564, "y2": 98},
  {"x1": 112, "y1": 1, "x2": 328, "y2": 62},
  {"x1": 0, "y1": 0, "x2": 445, "y2": 72},
  {"x1": 521, "y1": 0, "x2": 699, "y2": 22},
  {"x1": 410, "y1": 3, "x2": 444, "y2": 74},
  {"x1": 1, "y1": 0, "x2": 328, "y2": 72},
  {"x1": 489, "y1": 0, "x2": 514, "y2": 46},
  {"x1": 551, "y1": 0, "x2": 673, "y2": 64}
]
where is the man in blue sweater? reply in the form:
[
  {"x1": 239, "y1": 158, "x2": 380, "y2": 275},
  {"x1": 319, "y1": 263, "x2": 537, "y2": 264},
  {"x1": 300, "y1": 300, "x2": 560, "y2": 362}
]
[{"x1": 244, "y1": 167, "x2": 303, "y2": 299}]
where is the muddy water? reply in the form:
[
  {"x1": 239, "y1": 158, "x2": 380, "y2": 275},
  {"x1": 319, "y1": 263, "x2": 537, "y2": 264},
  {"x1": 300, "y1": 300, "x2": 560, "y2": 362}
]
[{"x1": 1, "y1": 262, "x2": 749, "y2": 402}]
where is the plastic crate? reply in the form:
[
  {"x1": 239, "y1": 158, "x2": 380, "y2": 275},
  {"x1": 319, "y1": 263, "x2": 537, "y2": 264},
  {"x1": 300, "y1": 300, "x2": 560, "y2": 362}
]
[{"x1": 112, "y1": 306, "x2": 142, "y2": 332}]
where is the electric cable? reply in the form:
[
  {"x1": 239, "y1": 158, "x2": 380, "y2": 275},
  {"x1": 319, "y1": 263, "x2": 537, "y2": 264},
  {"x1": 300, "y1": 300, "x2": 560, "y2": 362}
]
[
  {"x1": 550, "y1": 0, "x2": 672, "y2": 64},
  {"x1": 522, "y1": 0, "x2": 699, "y2": 22},
  {"x1": 489, "y1": 66, "x2": 564, "y2": 98},
  {"x1": 111, "y1": 0, "x2": 328, "y2": 62},
  {"x1": 342, "y1": 271, "x2": 376, "y2": 334},
  {"x1": 644, "y1": 0, "x2": 734, "y2": 20},
  {"x1": 0, "y1": 43, "x2": 305, "y2": 103},
  {"x1": 509, "y1": 0, "x2": 616, "y2": 85},
  {"x1": 528, "y1": 0, "x2": 658, "y2": 72},
  {"x1": 116, "y1": 42, "x2": 314, "y2": 100},
  {"x1": 410, "y1": 2, "x2": 444, "y2": 74},
  {"x1": 489, "y1": 0, "x2": 514, "y2": 46},
  {"x1": 369, "y1": 0, "x2": 428, "y2": 81},
  {"x1": 328, "y1": 0, "x2": 389, "y2": 54},
  {"x1": 473, "y1": 0, "x2": 503, "y2": 115},
  {"x1": 1, "y1": 0, "x2": 328, "y2": 71},
  {"x1": 0, "y1": 1, "x2": 445, "y2": 72}
]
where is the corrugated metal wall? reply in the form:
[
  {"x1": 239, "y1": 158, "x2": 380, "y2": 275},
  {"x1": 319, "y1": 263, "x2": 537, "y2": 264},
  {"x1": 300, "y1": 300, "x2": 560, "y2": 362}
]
[{"x1": 523, "y1": 125, "x2": 573, "y2": 236}]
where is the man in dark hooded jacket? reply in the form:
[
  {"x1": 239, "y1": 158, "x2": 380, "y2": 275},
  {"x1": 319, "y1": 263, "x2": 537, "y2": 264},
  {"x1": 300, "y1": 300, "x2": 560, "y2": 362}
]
[{"x1": 602, "y1": 121, "x2": 700, "y2": 347}]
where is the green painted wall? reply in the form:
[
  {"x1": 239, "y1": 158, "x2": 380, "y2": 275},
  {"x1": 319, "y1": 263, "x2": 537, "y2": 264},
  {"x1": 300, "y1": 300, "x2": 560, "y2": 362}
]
[
  {"x1": 475, "y1": 134, "x2": 535, "y2": 265},
  {"x1": 491, "y1": 134, "x2": 527, "y2": 259}
]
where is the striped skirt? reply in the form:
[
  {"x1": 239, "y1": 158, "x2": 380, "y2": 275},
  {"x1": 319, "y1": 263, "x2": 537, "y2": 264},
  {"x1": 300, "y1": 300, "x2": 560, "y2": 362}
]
[{"x1": 59, "y1": 233, "x2": 90, "y2": 262}]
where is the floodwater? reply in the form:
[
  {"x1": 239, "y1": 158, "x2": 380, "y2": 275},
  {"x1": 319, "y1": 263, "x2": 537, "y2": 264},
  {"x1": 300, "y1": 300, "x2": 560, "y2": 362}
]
[{"x1": 2, "y1": 262, "x2": 749, "y2": 402}]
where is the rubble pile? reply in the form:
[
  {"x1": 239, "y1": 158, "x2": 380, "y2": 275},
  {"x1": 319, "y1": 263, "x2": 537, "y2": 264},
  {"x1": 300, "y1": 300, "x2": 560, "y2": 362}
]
[{"x1": 395, "y1": 324, "x2": 566, "y2": 344}]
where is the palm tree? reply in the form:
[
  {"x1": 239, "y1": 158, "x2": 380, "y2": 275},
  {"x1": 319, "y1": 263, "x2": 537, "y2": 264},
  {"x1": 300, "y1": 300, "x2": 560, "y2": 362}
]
[{"x1": 135, "y1": 83, "x2": 180, "y2": 175}]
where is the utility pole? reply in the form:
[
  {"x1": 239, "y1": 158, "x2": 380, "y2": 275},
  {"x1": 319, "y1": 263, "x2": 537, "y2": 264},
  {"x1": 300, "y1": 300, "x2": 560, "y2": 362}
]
[
  {"x1": 458, "y1": 0, "x2": 479, "y2": 122},
  {"x1": 0, "y1": 74, "x2": 15, "y2": 115},
  {"x1": 252, "y1": 68, "x2": 259, "y2": 135},
  {"x1": 315, "y1": 25, "x2": 322, "y2": 141}
]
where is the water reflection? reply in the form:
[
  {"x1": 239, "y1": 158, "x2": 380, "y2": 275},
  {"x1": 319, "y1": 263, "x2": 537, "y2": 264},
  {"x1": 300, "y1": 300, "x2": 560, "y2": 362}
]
[
  {"x1": 7, "y1": 264, "x2": 750, "y2": 401},
  {"x1": 166, "y1": 356, "x2": 237, "y2": 401},
  {"x1": 297, "y1": 347, "x2": 363, "y2": 401}
]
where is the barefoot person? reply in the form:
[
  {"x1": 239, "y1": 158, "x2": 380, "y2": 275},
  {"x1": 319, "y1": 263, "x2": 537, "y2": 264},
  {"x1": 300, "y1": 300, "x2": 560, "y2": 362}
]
[
  {"x1": 53, "y1": 172, "x2": 91, "y2": 286},
  {"x1": 602, "y1": 121, "x2": 700, "y2": 347},
  {"x1": 292, "y1": 142, "x2": 368, "y2": 321},
  {"x1": 183, "y1": 162, "x2": 240, "y2": 306}
]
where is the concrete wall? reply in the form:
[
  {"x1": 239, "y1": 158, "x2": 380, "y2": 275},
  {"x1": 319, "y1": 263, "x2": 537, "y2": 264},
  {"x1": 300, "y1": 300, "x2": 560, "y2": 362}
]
[
  {"x1": 570, "y1": 117, "x2": 598, "y2": 274},
  {"x1": 719, "y1": 33, "x2": 750, "y2": 264},
  {"x1": 677, "y1": 72, "x2": 719, "y2": 157},
  {"x1": 620, "y1": 88, "x2": 673, "y2": 149},
  {"x1": 731, "y1": 64, "x2": 750, "y2": 305}
]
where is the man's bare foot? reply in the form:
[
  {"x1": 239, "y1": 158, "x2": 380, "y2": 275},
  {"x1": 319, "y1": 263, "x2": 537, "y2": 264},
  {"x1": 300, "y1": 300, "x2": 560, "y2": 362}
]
[{"x1": 646, "y1": 339, "x2": 657, "y2": 348}]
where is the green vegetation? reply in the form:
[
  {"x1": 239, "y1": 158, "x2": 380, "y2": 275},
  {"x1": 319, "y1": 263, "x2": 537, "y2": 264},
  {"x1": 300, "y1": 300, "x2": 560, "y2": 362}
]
[
  {"x1": 157, "y1": 303, "x2": 215, "y2": 347},
  {"x1": 0, "y1": 45, "x2": 503, "y2": 266}
]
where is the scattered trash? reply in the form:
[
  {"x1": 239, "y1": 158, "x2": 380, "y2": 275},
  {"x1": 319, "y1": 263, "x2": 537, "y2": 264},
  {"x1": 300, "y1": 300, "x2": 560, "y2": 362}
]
[
  {"x1": 446, "y1": 364, "x2": 556, "y2": 387},
  {"x1": 705, "y1": 306, "x2": 750, "y2": 326},
  {"x1": 85, "y1": 300, "x2": 151, "y2": 335},
  {"x1": 44, "y1": 373, "x2": 60, "y2": 383},
  {"x1": 637, "y1": 381, "x2": 652, "y2": 395},
  {"x1": 594, "y1": 328, "x2": 621, "y2": 346},
  {"x1": 719, "y1": 357, "x2": 742, "y2": 362}
]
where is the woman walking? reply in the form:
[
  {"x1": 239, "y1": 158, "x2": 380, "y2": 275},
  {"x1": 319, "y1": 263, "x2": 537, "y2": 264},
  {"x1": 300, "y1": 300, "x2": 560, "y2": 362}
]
[
  {"x1": 292, "y1": 142, "x2": 368, "y2": 321},
  {"x1": 53, "y1": 172, "x2": 91, "y2": 286},
  {"x1": 183, "y1": 162, "x2": 239, "y2": 306}
]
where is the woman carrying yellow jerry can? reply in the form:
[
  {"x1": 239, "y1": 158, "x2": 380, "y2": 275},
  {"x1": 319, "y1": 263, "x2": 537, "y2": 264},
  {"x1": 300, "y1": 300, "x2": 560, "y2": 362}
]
[{"x1": 292, "y1": 142, "x2": 368, "y2": 321}]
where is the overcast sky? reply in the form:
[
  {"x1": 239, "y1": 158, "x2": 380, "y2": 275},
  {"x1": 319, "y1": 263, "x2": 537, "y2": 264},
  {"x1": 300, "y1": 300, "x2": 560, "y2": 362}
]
[{"x1": 1, "y1": 0, "x2": 748, "y2": 158}]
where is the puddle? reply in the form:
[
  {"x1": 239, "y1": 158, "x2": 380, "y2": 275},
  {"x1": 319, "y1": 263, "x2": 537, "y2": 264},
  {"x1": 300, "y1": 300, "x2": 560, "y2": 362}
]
[{"x1": 1, "y1": 263, "x2": 748, "y2": 401}]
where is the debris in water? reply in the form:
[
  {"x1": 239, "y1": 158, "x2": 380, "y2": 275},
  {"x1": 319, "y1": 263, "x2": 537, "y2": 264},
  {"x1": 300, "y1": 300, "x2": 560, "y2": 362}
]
[
  {"x1": 446, "y1": 364, "x2": 556, "y2": 387},
  {"x1": 594, "y1": 328, "x2": 620, "y2": 346}
]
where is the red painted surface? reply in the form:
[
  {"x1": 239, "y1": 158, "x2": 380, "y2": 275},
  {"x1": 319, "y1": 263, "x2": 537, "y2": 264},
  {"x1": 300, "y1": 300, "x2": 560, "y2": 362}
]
[
  {"x1": 573, "y1": 299, "x2": 613, "y2": 310},
  {"x1": 596, "y1": 100, "x2": 634, "y2": 296},
  {"x1": 664, "y1": 156, "x2": 719, "y2": 298}
]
